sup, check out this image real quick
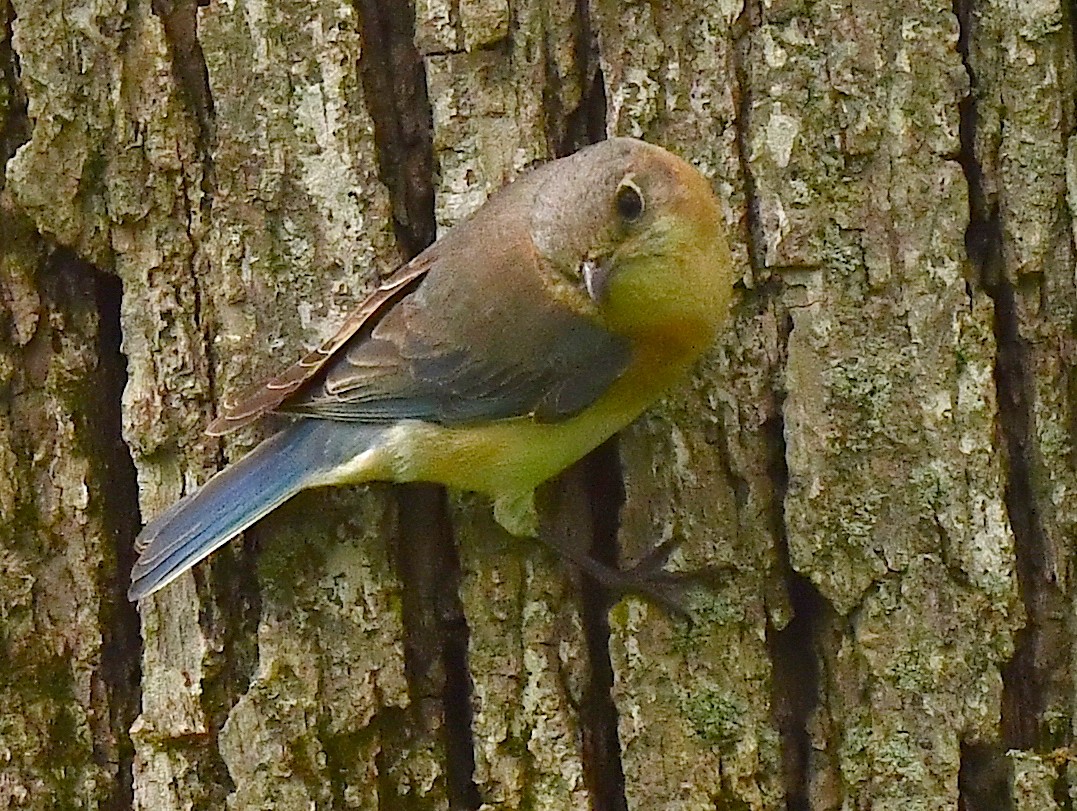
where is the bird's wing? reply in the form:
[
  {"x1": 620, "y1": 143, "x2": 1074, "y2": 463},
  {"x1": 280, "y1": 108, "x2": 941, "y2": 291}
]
[
  {"x1": 205, "y1": 257, "x2": 431, "y2": 436},
  {"x1": 283, "y1": 236, "x2": 631, "y2": 425},
  {"x1": 209, "y1": 230, "x2": 631, "y2": 432},
  {"x1": 283, "y1": 286, "x2": 630, "y2": 425}
]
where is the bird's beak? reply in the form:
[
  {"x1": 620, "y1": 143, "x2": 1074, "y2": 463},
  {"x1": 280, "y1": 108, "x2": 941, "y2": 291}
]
[{"x1": 581, "y1": 258, "x2": 612, "y2": 304}]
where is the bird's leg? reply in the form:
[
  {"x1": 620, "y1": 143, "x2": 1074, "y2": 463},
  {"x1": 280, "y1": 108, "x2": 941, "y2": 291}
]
[
  {"x1": 534, "y1": 530, "x2": 693, "y2": 617},
  {"x1": 533, "y1": 471, "x2": 693, "y2": 617}
]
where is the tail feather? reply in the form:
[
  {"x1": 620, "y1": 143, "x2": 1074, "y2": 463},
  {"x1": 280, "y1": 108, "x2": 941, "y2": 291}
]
[{"x1": 129, "y1": 420, "x2": 383, "y2": 601}]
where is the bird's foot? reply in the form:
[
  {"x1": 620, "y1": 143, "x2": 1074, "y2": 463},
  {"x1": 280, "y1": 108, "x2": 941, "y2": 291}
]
[
  {"x1": 614, "y1": 537, "x2": 695, "y2": 618},
  {"x1": 537, "y1": 533, "x2": 693, "y2": 618}
]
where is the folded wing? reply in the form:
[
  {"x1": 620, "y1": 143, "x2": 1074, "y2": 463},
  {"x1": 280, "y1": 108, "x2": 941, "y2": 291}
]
[{"x1": 211, "y1": 196, "x2": 632, "y2": 432}]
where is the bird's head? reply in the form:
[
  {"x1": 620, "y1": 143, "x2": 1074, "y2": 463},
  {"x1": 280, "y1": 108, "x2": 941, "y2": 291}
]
[{"x1": 530, "y1": 138, "x2": 733, "y2": 357}]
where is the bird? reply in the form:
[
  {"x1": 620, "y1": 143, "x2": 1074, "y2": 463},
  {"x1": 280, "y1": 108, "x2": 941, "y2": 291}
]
[{"x1": 128, "y1": 137, "x2": 734, "y2": 603}]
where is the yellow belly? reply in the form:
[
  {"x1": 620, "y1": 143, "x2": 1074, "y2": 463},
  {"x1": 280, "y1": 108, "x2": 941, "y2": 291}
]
[
  {"x1": 384, "y1": 406, "x2": 632, "y2": 496},
  {"x1": 319, "y1": 340, "x2": 701, "y2": 536}
]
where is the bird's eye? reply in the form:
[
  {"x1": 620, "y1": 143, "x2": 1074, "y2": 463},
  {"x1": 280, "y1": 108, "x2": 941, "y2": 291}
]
[{"x1": 615, "y1": 178, "x2": 645, "y2": 223}]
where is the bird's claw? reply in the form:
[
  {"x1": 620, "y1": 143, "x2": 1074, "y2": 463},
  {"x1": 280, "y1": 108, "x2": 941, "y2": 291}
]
[
  {"x1": 615, "y1": 542, "x2": 694, "y2": 619},
  {"x1": 538, "y1": 532, "x2": 694, "y2": 619}
]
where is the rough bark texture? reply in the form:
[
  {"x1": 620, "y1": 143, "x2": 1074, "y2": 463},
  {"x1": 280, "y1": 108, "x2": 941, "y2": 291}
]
[{"x1": 1, "y1": 0, "x2": 1074, "y2": 808}]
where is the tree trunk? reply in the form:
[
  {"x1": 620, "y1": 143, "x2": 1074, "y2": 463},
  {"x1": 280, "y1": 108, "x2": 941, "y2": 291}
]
[{"x1": 0, "y1": 0, "x2": 1070, "y2": 808}]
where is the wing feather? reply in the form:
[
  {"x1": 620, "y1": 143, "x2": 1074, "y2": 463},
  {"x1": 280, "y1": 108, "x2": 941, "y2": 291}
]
[
  {"x1": 207, "y1": 170, "x2": 632, "y2": 433},
  {"x1": 205, "y1": 257, "x2": 430, "y2": 436}
]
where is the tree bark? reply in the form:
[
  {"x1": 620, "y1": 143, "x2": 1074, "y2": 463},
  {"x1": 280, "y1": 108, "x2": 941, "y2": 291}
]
[{"x1": 0, "y1": 0, "x2": 1071, "y2": 808}]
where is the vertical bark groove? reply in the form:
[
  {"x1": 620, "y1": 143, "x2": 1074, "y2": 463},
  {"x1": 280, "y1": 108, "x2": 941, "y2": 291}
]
[
  {"x1": 545, "y1": 0, "x2": 605, "y2": 158},
  {"x1": 394, "y1": 484, "x2": 478, "y2": 809},
  {"x1": 15, "y1": 251, "x2": 147, "y2": 809},
  {"x1": 441, "y1": 585, "x2": 481, "y2": 810},
  {"x1": 731, "y1": 7, "x2": 814, "y2": 799},
  {"x1": 0, "y1": 0, "x2": 28, "y2": 170},
  {"x1": 957, "y1": 743, "x2": 1014, "y2": 811},
  {"x1": 731, "y1": 0, "x2": 765, "y2": 274},
  {"x1": 548, "y1": 43, "x2": 630, "y2": 808},
  {"x1": 150, "y1": 0, "x2": 220, "y2": 438},
  {"x1": 580, "y1": 439, "x2": 628, "y2": 811},
  {"x1": 91, "y1": 268, "x2": 143, "y2": 811},
  {"x1": 954, "y1": 0, "x2": 1066, "y2": 755},
  {"x1": 767, "y1": 574, "x2": 823, "y2": 811},
  {"x1": 954, "y1": 0, "x2": 1000, "y2": 290},
  {"x1": 353, "y1": 0, "x2": 436, "y2": 256},
  {"x1": 151, "y1": 0, "x2": 215, "y2": 159},
  {"x1": 991, "y1": 279, "x2": 1066, "y2": 750},
  {"x1": 763, "y1": 406, "x2": 825, "y2": 811}
]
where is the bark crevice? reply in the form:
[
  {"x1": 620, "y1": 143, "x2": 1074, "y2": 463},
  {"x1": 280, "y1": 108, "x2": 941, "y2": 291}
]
[
  {"x1": 151, "y1": 0, "x2": 215, "y2": 162},
  {"x1": 954, "y1": 0, "x2": 1066, "y2": 754},
  {"x1": 90, "y1": 267, "x2": 144, "y2": 811},
  {"x1": 761, "y1": 399, "x2": 824, "y2": 811},
  {"x1": 394, "y1": 484, "x2": 480, "y2": 809},
  {"x1": 732, "y1": 0, "x2": 764, "y2": 273},
  {"x1": 1, "y1": 0, "x2": 29, "y2": 175},
  {"x1": 989, "y1": 275, "x2": 1069, "y2": 750},
  {"x1": 552, "y1": 47, "x2": 628, "y2": 809},
  {"x1": 957, "y1": 742, "x2": 1014, "y2": 811},
  {"x1": 579, "y1": 439, "x2": 629, "y2": 811},
  {"x1": 546, "y1": 0, "x2": 605, "y2": 158},
  {"x1": 25, "y1": 252, "x2": 145, "y2": 809},
  {"x1": 767, "y1": 571, "x2": 824, "y2": 811},
  {"x1": 353, "y1": 0, "x2": 436, "y2": 256}
]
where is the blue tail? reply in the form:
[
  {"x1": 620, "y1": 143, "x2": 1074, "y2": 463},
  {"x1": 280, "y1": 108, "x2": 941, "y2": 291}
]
[{"x1": 129, "y1": 420, "x2": 384, "y2": 601}]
